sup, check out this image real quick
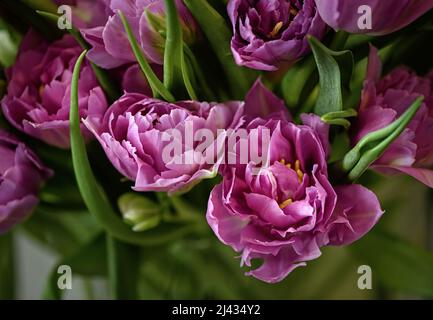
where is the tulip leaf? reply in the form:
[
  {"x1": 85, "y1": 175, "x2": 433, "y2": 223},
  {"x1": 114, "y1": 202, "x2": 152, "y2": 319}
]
[
  {"x1": 0, "y1": 18, "x2": 20, "y2": 68},
  {"x1": 69, "y1": 51, "x2": 197, "y2": 246},
  {"x1": 321, "y1": 109, "x2": 358, "y2": 129},
  {"x1": 281, "y1": 55, "x2": 317, "y2": 109},
  {"x1": 23, "y1": 0, "x2": 58, "y2": 13},
  {"x1": 119, "y1": 11, "x2": 175, "y2": 102},
  {"x1": 0, "y1": 232, "x2": 15, "y2": 299},
  {"x1": 350, "y1": 230, "x2": 433, "y2": 297},
  {"x1": 183, "y1": 0, "x2": 254, "y2": 99},
  {"x1": 308, "y1": 36, "x2": 354, "y2": 116}
]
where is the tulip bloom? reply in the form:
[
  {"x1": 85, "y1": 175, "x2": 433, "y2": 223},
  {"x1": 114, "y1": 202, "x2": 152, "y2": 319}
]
[
  {"x1": 83, "y1": 93, "x2": 244, "y2": 194},
  {"x1": 315, "y1": 0, "x2": 433, "y2": 35},
  {"x1": 1, "y1": 31, "x2": 108, "y2": 149},
  {"x1": 353, "y1": 47, "x2": 433, "y2": 187},
  {"x1": 207, "y1": 114, "x2": 383, "y2": 283},
  {"x1": 81, "y1": 0, "x2": 197, "y2": 69},
  {"x1": 0, "y1": 130, "x2": 52, "y2": 234},
  {"x1": 228, "y1": 0, "x2": 328, "y2": 71}
]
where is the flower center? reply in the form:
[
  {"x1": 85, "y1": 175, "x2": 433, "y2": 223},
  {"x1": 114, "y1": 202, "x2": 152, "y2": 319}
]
[
  {"x1": 279, "y1": 198, "x2": 293, "y2": 209},
  {"x1": 279, "y1": 159, "x2": 304, "y2": 182},
  {"x1": 277, "y1": 159, "x2": 305, "y2": 209},
  {"x1": 268, "y1": 21, "x2": 283, "y2": 38},
  {"x1": 39, "y1": 84, "x2": 45, "y2": 97}
]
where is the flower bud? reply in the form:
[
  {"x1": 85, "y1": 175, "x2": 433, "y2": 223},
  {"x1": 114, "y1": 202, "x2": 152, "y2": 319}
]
[{"x1": 118, "y1": 193, "x2": 161, "y2": 232}]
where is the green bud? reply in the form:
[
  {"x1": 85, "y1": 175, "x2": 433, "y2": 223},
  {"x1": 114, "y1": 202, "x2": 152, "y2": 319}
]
[
  {"x1": 321, "y1": 108, "x2": 358, "y2": 129},
  {"x1": 345, "y1": 96, "x2": 424, "y2": 181},
  {"x1": 118, "y1": 193, "x2": 161, "y2": 232},
  {"x1": 342, "y1": 146, "x2": 361, "y2": 171}
]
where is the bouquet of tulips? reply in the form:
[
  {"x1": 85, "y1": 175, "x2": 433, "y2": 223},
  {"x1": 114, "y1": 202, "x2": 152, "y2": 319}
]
[{"x1": 1, "y1": 0, "x2": 433, "y2": 300}]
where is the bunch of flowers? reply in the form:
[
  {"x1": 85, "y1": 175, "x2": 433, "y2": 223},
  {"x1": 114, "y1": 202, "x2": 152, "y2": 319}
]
[{"x1": 1, "y1": 0, "x2": 433, "y2": 298}]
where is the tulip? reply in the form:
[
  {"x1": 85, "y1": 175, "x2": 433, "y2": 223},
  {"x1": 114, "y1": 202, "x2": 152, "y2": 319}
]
[
  {"x1": 228, "y1": 0, "x2": 328, "y2": 71},
  {"x1": 0, "y1": 130, "x2": 52, "y2": 234}
]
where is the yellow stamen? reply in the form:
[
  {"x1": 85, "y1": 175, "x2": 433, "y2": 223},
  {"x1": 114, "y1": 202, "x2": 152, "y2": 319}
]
[
  {"x1": 268, "y1": 21, "x2": 283, "y2": 38},
  {"x1": 39, "y1": 84, "x2": 45, "y2": 96},
  {"x1": 279, "y1": 159, "x2": 304, "y2": 182},
  {"x1": 295, "y1": 160, "x2": 301, "y2": 171},
  {"x1": 296, "y1": 169, "x2": 304, "y2": 182},
  {"x1": 279, "y1": 198, "x2": 293, "y2": 209}
]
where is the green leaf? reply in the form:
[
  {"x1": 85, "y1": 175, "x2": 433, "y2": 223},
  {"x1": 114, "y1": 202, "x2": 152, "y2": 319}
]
[
  {"x1": 281, "y1": 55, "x2": 317, "y2": 109},
  {"x1": 308, "y1": 36, "x2": 354, "y2": 116},
  {"x1": 321, "y1": 109, "x2": 357, "y2": 129},
  {"x1": 351, "y1": 230, "x2": 433, "y2": 297},
  {"x1": 69, "y1": 51, "x2": 196, "y2": 246},
  {"x1": 183, "y1": 0, "x2": 254, "y2": 99},
  {"x1": 0, "y1": 232, "x2": 15, "y2": 299},
  {"x1": 0, "y1": 18, "x2": 20, "y2": 68},
  {"x1": 43, "y1": 234, "x2": 107, "y2": 300},
  {"x1": 118, "y1": 11, "x2": 175, "y2": 102},
  {"x1": 23, "y1": 0, "x2": 57, "y2": 13},
  {"x1": 36, "y1": 10, "x2": 121, "y2": 102}
]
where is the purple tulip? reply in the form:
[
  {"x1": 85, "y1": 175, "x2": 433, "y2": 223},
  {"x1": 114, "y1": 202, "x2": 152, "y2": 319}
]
[
  {"x1": 83, "y1": 93, "x2": 245, "y2": 194},
  {"x1": 315, "y1": 0, "x2": 433, "y2": 35},
  {"x1": 1, "y1": 31, "x2": 108, "y2": 149},
  {"x1": 81, "y1": 0, "x2": 197, "y2": 69},
  {"x1": 0, "y1": 130, "x2": 52, "y2": 234},
  {"x1": 207, "y1": 109, "x2": 383, "y2": 283},
  {"x1": 353, "y1": 46, "x2": 433, "y2": 188},
  {"x1": 228, "y1": 0, "x2": 328, "y2": 71}
]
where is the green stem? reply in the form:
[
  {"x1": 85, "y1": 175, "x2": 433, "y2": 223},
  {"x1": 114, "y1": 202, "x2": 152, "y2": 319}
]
[
  {"x1": 0, "y1": 232, "x2": 15, "y2": 299},
  {"x1": 163, "y1": 0, "x2": 184, "y2": 93},
  {"x1": 119, "y1": 11, "x2": 175, "y2": 102},
  {"x1": 82, "y1": 278, "x2": 95, "y2": 300},
  {"x1": 106, "y1": 235, "x2": 140, "y2": 300}
]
